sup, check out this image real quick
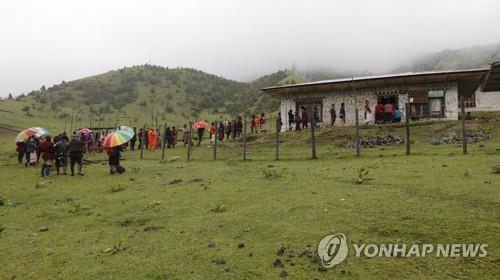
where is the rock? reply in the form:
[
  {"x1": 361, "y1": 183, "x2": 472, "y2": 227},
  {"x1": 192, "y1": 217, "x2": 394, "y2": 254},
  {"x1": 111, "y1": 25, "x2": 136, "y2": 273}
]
[
  {"x1": 169, "y1": 156, "x2": 180, "y2": 162},
  {"x1": 39, "y1": 226, "x2": 48, "y2": 232},
  {"x1": 212, "y1": 258, "x2": 226, "y2": 265},
  {"x1": 143, "y1": 226, "x2": 160, "y2": 232},
  {"x1": 431, "y1": 139, "x2": 441, "y2": 145},
  {"x1": 238, "y1": 242, "x2": 245, "y2": 248},
  {"x1": 277, "y1": 247, "x2": 286, "y2": 256},
  {"x1": 279, "y1": 270, "x2": 288, "y2": 278},
  {"x1": 273, "y1": 258, "x2": 283, "y2": 267},
  {"x1": 129, "y1": 177, "x2": 136, "y2": 181},
  {"x1": 248, "y1": 252, "x2": 253, "y2": 257},
  {"x1": 491, "y1": 165, "x2": 500, "y2": 174},
  {"x1": 168, "y1": 179, "x2": 182, "y2": 185},
  {"x1": 208, "y1": 240, "x2": 216, "y2": 248},
  {"x1": 464, "y1": 169, "x2": 473, "y2": 177}
]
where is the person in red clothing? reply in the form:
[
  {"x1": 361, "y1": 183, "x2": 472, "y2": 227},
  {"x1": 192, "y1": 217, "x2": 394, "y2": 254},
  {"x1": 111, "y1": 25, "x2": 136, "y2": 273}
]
[
  {"x1": 375, "y1": 101, "x2": 384, "y2": 124},
  {"x1": 383, "y1": 102, "x2": 395, "y2": 123},
  {"x1": 38, "y1": 136, "x2": 55, "y2": 177}
]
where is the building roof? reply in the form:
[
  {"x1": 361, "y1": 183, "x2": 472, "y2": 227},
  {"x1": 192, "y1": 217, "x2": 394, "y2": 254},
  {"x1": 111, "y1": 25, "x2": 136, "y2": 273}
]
[
  {"x1": 481, "y1": 60, "x2": 500, "y2": 92},
  {"x1": 262, "y1": 68, "x2": 489, "y2": 94}
]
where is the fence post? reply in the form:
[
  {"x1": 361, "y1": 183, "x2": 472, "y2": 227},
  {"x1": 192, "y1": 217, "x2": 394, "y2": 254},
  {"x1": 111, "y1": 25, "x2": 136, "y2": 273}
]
[
  {"x1": 275, "y1": 117, "x2": 280, "y2": 160},
  {"x1": 213, "y1": 122, "x2": 218, "y2": 160},
  {"x1": 243, "y1": 116, "x2": 247, "y2": 160},
  {"x1": 355, "y1": 108, "x2": 360, "y2": 157},
  {"x1": 310, "y1": 110, "x2": 317, "y2": 159},
  {"x1": 161, "y1": 123, "x2": 167, "y2": 161},
  {"x1": 461, "y1": 96, "x2": 467, "y2": 154},
  {"x1": 405, "y1": 102, "x2": 411, "y2": 155},
  {"x1": 140, "y1": 125, "x2": 146, "y2": 160},
  {"x1": 187, "y1": 122, "x2": 192, "y2": 161}
]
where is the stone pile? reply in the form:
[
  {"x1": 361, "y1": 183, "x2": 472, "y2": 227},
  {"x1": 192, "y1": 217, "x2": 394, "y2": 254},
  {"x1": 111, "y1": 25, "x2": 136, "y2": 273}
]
[
  {"x1": 346, "y1": 135, "x2": 405, "y2": 148},
  {"x1": 434, "y1": 131, "x2": 492, "y2": 145}
]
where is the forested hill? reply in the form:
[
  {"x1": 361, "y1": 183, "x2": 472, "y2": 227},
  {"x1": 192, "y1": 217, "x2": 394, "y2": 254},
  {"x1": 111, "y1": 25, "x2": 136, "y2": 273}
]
[
  {"x1": 394, "y1": 43, "x2": 500, "y2": 72},
  {"x1": 7, "y1": 65, "x2": 303, "y2": 126}
]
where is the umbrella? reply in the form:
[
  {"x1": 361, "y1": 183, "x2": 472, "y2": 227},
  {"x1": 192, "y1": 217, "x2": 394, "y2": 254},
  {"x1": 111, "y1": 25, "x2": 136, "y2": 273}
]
[
  {"x1": 15, "y1": 127, "x2": 49, "y2": 143},
  {"x1": 102, "y1": 130, "x2": 133, "y2": 148},
  {"x1": 116, "y1": 126, "x2": 135, "y2": 138},
  {"x1": 78, "y1": 128, "x2": 92, "y2": 135},
  {"x1": 192, "y1": 121, "x2": 209, "y2": 129}
]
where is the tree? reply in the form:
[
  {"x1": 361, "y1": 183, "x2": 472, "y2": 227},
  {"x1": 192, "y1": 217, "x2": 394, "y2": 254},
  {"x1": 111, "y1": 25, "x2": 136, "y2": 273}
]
[
  {"x1": 22, "y1": 105, "x2": 30, "y2": 115},
  {"x1": 8, "y1": 93, "x2": 13, "y2": 100}
]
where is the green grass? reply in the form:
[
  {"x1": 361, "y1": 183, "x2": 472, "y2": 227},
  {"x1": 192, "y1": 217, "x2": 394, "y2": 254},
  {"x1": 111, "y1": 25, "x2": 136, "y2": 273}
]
[{"x1": 1, "y1": 116, "x2": 499, "y2": 279}]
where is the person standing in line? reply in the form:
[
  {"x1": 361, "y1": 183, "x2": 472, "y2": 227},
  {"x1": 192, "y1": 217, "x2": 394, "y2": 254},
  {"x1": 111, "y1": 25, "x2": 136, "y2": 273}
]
[
  {"x1": 236, "y1": 117, "x2": 243, "y2": 138},
  {"x1": 340, "y1": 103, "x2": 346, "y2": 126},
  {"x1": 384, "y1": 102, "x2": 395, "y2": 123},
  {"x1": 25, "y1": 137, "x2": 37, "y2": 167},
  {"x1": 197, "y1": 124, "x2": 205, "y2": 146},
  {"x1": 277, "y1": 112, "x2": 283, "y2": 132},
  {"x1": 295, "y1": 111, "x2": 301, "y2": 131},
  {"x1": 54, "y1": 136, "x2": 69, "y2": 175},
  {"x1": 301, "y1": 107, "x2": 308, "y2": 130},
  {"x1": 287, "y1": 109, "x2": 295, "y2": 131},
  {"x1": 250, "y1": 115, "x2": 256, "y2": 134},
  {"x1": 130, "y1": 127, "x2": 137, "y2": 151},
  {"x1": 364, "y1": 100, "x2": 372, "y2": 122},
  {"x1": 259, "y1": 113, "x2": 266, "y2": 133},
  {"x1": 16, "y1": 141, "x2": 25, "y2": 164},
  {"x1": 209, "y1": 122, "x2": 216, "y2": 145},
  {"x1": 182, "y1": 124, "x2": 189, "y2": 147},
  {"x1": 393, "y1": 107, "x2": 402, "y2": 123},
  {"x1": 171, "y1": 126, "x2": 178, "y2": 148},
  {"x1": 375, "y1": 101, "x2": 384, "y2": 124},
  {"x1": 330, "y1": 104, "x2": 337, "y2": 126},
  {"x1": 138, "y1": 128, "x2": 143, "y2": 150},
  {"x1": 68, "y1": 134, "x2": 85, "y2": 176},
  {"x1": 38, "y1": 136, "x2": 55, "y2": 177},
  {"x1": 313, "y1": 106, "x2": 320, "y2": 127},
  {"x1": 225, "y1": 120, "x2": 232, "y2": 140},
  {"x1": 218, "y1": 122, "x2": 225, "y2": 142}
]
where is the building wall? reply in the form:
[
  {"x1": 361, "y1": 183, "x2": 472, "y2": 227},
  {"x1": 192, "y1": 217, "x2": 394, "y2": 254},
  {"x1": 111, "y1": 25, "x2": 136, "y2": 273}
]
[
  {"x1": 445, "y1": 82, "x2": 459, "y2": 120},
  {"x1": 473, "y1": 89, "x2": 500, "y2": 111},
  {"x1": 277, "y1": 81, "x2": 464, "y2": 129}
]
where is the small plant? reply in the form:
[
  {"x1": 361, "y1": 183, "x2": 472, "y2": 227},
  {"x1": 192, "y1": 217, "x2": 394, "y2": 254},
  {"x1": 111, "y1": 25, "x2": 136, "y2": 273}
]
[
  {"x1": 334, "y1": 139, "x2": 347, "y2": 148},
  {"x1": 0, "y1": 194, "x2": 5, "y2": 206},
  {"x1": 355, "y1": 167, "x2": 370, "y2": 184},
  {"x1": 110, "y1": 185, "x2": 125, "y2": 193},
  {"x1": 262, "y1": 168, "x2": 284, "y2": 179},
  {"x1": 210, "y1": 201, "x2": 227, "y2": 213}
]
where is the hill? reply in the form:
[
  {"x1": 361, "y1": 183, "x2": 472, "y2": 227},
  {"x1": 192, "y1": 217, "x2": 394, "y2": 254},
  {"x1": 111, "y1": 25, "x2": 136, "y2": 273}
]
[
  {"x1": 0, "y1": 66, "x2": 302, "y2": 136},
  {"x1": 394, "y1": 43, "x2": 500, "y2": 72}
]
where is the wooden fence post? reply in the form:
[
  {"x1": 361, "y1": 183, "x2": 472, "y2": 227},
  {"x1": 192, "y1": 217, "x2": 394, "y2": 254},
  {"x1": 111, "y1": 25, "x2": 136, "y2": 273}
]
[
  {"x1": 187, "y1": 122, "x2": 193, "y2": 161},
  {"x1": 461, "y1": 96, "x2": 467, "y2": 154},
  {"x1": 405, "y1": 102, "x2": 411, "y2": 155},
  {"x1": 243, "y1": 116, "x2": 247, "y2": 160},
  {"x1": 140, "y1": 125, "x2": 146, "y2": 160},
  {"x1": 161, "y1": 123, "x2": 167, "y2": 161},
  {"x1": 355, "y1": 108, "x2": 360, "y2": 157},
  {"x1": 275, "y1": 117, "x2": 280, "y2": 160},
  {"x1": 310, "y1": 110, "x2": 317, "y2": 159}
]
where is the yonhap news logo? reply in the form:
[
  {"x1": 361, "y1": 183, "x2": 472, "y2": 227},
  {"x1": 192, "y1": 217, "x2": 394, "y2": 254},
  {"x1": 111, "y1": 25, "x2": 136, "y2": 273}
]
[{"x1": 317, "y1": 232, "x2": 488, "y2": 268}]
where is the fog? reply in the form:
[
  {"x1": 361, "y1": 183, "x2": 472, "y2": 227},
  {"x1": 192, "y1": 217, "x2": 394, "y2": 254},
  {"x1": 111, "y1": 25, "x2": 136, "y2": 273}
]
[{"x1": 1, "y1": 0, "x2": 500, "y2": 97}]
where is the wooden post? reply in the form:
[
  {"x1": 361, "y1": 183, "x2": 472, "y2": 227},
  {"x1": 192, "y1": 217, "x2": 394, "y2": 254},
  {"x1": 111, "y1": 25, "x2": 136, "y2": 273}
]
[
  {"x1": 355, "y1": 108, "x2": 360, "y2": 157},
  {"x1": 213, "y1": 122, "x2": 218, "y2": 160},
  {"x1": 243, "y1": 116, "x2": 247, "y2": 160},
  {"x1": 405, "y1": 102, "x2": 411, "y2": 155},
  {"x1": 310, "y1": 110, "x2": 317, "y2": 159},
  {"x1": 161, "y1": 123, "x2": 167, "y2": 161},
  {"x1": 461, "y1": 96, "x2": 467, "y2": 154},
  {"x1": 275, "y1": 117, "x2": 280, "y2": 160},
  {"x1": 140, "y1": 125, "x2": 146, "y2": 159},
  {"x1": 187, "y1": 122, "x2": 193, "y2": 161}
]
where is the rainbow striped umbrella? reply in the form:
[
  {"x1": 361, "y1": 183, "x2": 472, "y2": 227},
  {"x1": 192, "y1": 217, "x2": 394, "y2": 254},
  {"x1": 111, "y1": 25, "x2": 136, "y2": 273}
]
[
  {"x1": 116, "y1": 126, "x2": 135, "y2": 138},
  {"x1": 102, "y1": 130, "x2": 133, "y2": 148},
  {"x1": 15, "y1": 127, "x2": 49, "y2": 143}
]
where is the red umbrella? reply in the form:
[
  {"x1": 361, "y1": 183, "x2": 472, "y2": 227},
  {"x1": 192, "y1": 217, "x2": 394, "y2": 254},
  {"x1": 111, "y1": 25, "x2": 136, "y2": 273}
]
[{"x1": 193, "y1": 121, "x2": 209, "y2": 129}]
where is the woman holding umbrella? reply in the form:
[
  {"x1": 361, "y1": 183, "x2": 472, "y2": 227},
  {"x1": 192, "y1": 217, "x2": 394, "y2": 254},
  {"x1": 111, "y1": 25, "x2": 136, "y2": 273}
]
[{"x1": 102, "y1": 127, "x2": 133, "y2": 174}]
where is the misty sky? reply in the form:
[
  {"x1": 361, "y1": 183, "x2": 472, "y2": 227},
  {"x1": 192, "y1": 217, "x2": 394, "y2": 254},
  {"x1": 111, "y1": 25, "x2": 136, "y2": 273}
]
[{"x1": 1, "y1": 0, "x2": 500, "y2": 97}]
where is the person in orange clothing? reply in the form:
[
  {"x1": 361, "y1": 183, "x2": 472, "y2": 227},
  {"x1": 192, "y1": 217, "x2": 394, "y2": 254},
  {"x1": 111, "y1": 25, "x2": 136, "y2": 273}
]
[{"x1": 148, "y1": 128, "x2": 158, "y2": 151}]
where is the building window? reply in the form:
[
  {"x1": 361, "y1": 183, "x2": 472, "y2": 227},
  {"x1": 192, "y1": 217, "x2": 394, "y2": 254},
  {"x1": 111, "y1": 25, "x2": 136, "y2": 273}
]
[
  {"x1": 464, "y1": 93, "x2": 476, "y2": 108},
  {"x1": 295, "y1": 98, "x2": 324, "y2": 122},
  {"x1": 409, "y1": 90, "x2": 445, "y2": 118}
]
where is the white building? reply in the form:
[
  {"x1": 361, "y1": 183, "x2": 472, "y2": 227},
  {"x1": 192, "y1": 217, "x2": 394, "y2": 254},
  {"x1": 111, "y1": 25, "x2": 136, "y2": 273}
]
[{"x1": 262, "y1": 61, "x2": 500, "y2": 128}]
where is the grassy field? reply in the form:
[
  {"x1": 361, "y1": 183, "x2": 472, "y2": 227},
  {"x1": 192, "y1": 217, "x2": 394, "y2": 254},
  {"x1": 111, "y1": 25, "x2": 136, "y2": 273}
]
[{"x1": 0, "y1": 116, "x2": 499, "y2": 279}]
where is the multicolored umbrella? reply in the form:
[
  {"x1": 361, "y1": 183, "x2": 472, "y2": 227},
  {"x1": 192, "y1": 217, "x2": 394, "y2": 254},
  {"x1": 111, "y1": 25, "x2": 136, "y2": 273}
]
[
  {"x1": 102, "y1": 130, "x2": 133, "y2": 148},
  {"x1": 192, "y1": 121, "x2": 209, "y2": 129},
  {"x1": 116, "y1": 126, "x2": 135, "y2": 138},
  {"x1": 15, "y1": 127, "x2": 49, "y2": 143},
  {"x1": 78, "y1": 128, "x2": 92, "y2": 135}
]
